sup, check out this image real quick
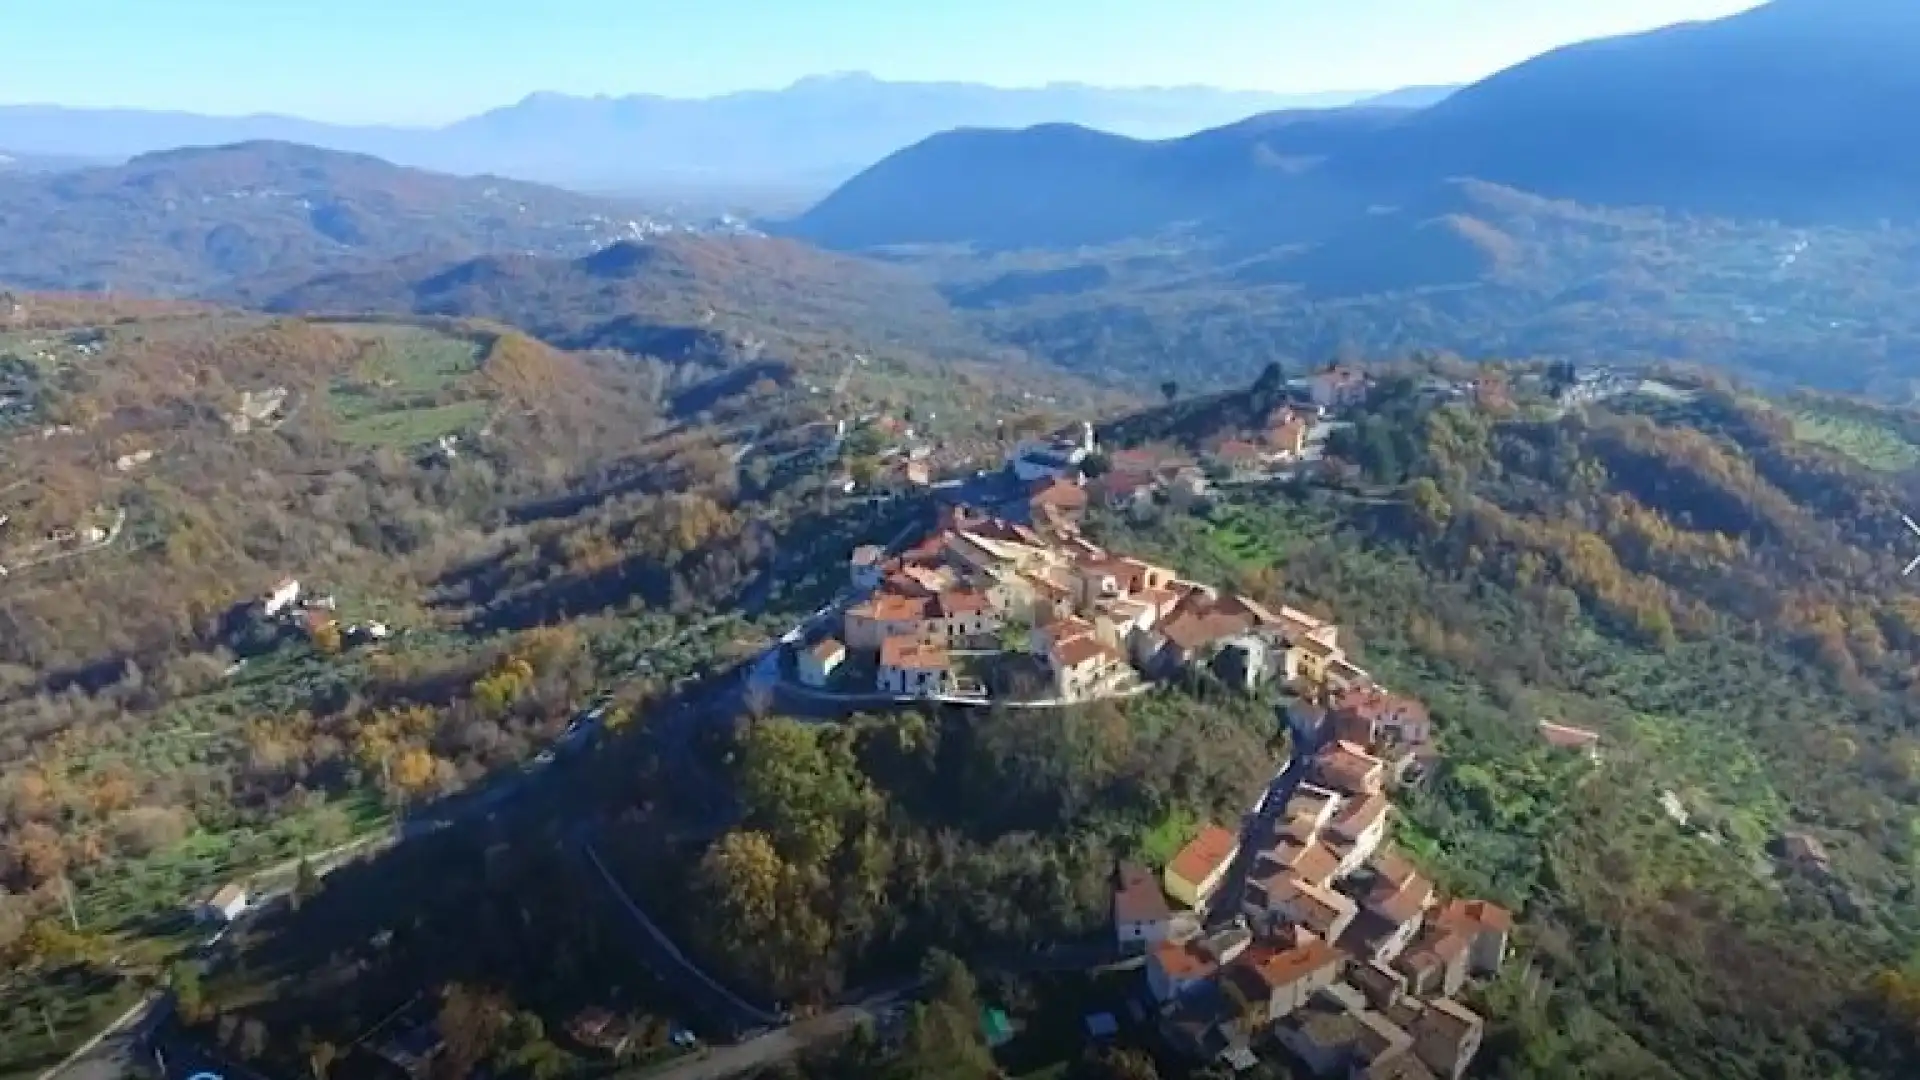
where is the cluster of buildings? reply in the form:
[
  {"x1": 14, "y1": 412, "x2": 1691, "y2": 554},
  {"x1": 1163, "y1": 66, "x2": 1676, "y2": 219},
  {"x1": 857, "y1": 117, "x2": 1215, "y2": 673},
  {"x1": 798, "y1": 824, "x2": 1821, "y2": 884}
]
[
  {"x1": 257, "y1": 577, "x2": 391, "y2": 648},
  {"x1": 805, "y1": 504, "x2": 1378, "y2": 705},
  {"x1": 1113, "y1": 683, "x2": 1511, "y2": 1079}
]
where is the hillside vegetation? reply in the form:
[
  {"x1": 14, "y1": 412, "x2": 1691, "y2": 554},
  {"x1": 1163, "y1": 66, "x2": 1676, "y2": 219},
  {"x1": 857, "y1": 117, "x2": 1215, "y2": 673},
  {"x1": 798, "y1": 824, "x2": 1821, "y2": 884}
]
[{"x1": 1081, "y1": 370, "x2": 1920, "y2": 1079}]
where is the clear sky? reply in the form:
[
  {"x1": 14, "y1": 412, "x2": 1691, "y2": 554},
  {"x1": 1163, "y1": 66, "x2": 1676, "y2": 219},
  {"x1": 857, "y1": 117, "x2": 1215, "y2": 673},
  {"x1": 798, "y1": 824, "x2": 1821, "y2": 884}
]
[{"x1": 0, "y1": 0, "x2": 1766, "y2": 125}]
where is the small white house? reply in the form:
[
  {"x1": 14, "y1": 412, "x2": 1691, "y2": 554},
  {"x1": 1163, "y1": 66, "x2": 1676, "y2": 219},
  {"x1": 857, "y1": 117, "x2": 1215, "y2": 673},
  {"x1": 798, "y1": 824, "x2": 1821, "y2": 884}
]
[
  {"x1": 262, "y1": 578, "x2": 302, "y2": 618},
  {"x1": 200, "y1": 881, "x2": 250, "y2": 924},
  {"x1": 800, "y1": 638, "x2": 847, "y2": 689}
]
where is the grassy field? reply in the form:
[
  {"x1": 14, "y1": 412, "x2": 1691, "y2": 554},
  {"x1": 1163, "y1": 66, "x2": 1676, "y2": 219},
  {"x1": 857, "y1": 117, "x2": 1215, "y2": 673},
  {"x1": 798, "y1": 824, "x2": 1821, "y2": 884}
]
[
  {"x1": 322, "y1": 323, "x2": 489, "y2": 447},
  {"x1": 1781, "y1": 403, "x2": 1920, "y2": 471},
  {"x1": 1135, "y1": 807, "x2": 1198, "y2": 868}
]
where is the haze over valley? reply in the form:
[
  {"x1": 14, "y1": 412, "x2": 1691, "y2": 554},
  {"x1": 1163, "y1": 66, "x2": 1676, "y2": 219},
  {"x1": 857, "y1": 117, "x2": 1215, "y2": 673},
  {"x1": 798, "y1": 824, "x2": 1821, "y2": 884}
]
[{"x1": 12, "y1": 5, "x2": 1920, "y2": 1080}]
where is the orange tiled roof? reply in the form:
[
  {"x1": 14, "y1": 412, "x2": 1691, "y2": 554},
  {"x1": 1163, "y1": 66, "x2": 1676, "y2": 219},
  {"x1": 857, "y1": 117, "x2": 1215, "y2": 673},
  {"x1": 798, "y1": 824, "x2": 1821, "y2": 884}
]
[
  {"x1": 1235, "y1": 938, "x2": 1345, "y2": 992},
  {"x1": 1436, "y1": 897, "x2": 1515, "y2": 935},
  {"x1": 880, "y1": 636, "x2": 951, "y2": 672},
  {"x1": 1151, "y1": 939, "x2": 1219, "y2": 981},
  {"x1": 1053, "y1": 633, "x2": 1122, "y2": 670},
  {"x1": 855, "y1": 592, "x2": 930, "y2": 622},
  {"x1": 932, "y1": 589, "x2": 991, "y2": 617},
  {"x1": 1169, "y1": 824, "x2": 1239, "y2": 886}
]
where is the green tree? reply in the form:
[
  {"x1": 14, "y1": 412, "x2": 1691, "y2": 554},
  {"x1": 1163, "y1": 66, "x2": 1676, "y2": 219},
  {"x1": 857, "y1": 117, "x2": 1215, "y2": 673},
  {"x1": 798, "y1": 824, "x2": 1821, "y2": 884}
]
[
  {"x1": 1160, "y1": 380, "x2": 1180, "y2": 403},
  {"x1": 291, "y1": 857, "x2": 318, "y2": 912}
]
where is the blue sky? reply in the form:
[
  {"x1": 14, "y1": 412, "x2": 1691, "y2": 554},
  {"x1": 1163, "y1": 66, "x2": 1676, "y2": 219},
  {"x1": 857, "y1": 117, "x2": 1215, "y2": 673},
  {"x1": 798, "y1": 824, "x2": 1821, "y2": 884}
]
[{"x1": 0, "y1": 0, "x2": 1764, "y2": 124}]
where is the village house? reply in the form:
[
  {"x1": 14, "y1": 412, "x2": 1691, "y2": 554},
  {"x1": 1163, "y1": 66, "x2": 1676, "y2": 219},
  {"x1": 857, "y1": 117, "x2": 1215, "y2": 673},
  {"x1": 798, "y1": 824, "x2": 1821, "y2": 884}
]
[
  {"x1": 1278, "y1": 992, "x2": 1423, "y2": 1079},
  {"x1": 1394, "y1": 926, "x2": 1472, "y2": 1000},
  {"x1": 1148, "y1": 925, "x2": 1252, "y2": 1003},
  {"x1": 845, "y1": 591, "x2": 936, "y2": 651},
  {"x1": 199, "y1": 881, "x2": 250, "y2": 924},
  {"x1": 1313, "y1": 741, "x2": 1388, "y2": 797},
  {"x1": 799, "y1": 638, "x2": 846, "y2": 689},
  {"x1": 1115, "y1": 861, "x2": 1174, "y2": 951},
  {"x1": 1226, "y1": 937, "x2": 1350, "y2": 1025},
  {"x1": 1088, "y1": 468, "x2": 1158, "y2": 509},
  {"x1": 1007, "y1": 423, "x2": 1097, "y2": 482},
  {"x1": 1165, "y1": 823, "x2": 1241, "y2": 910},
  {"x1": 1356, "y1": 852, "x2": 1435, "y2": 963},
  {"x1": 1266, "y1": 408, "x2": 1312, "y2": 458},
  {"x1": 1029, "y1": 475, "x2": 1090, "y2": 521},
  {"x1": 1331, "y1": 687, "x2": 1433, "y2": 748},
  {"x1": 1410, "y1": 998, "x2": 1484, "y2": 1080},
  {"x1": 928, "y1": 588, "x2": 1000, "y2": 645},
  {"x1": 1208, "y1": 438, "x2": 1270, "y2": 478},
  {"x1": 849, "y1": 545, "x2": 886, "y2": 591},
  {"x1": 261, "y1": 577, "x2": 301, "y2": 619},
  {"x1": 1433, "y1": 899, "x2": 1513, "y2": 977},
  {"x1": 1047, "y1": 632, "x2": 1128, "y2": 702},
  {"x1": 877, "y1": 636, "x2": 953, "y2": 698},
  {"x1": 1326, "y1": 792, "x2": 1393, "y2": 877},
  {"x1": 1248, "y1": 875, "x2": 1359, "y2": 945},
  {"x1": 1309, "y1": 366, "x2": 1370, "y2": 410}
]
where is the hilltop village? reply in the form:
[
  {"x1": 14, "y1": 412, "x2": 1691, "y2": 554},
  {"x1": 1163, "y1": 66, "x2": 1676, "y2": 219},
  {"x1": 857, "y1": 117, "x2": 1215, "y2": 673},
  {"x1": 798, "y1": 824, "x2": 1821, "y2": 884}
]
[
  {"x1": 796, "y1": 433, "x2": 1511, "y2": 1076},
  {"x1": 1129, "y1": 677, "x2": 1513, "y2": 1080}
]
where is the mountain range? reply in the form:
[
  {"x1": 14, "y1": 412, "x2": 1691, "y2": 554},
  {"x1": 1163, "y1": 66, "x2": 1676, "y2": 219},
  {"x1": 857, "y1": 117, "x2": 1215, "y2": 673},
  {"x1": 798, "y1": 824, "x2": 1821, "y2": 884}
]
[
  {"x1": 0, "y1": 141, "x2": 671, "y2": 297},
  {"x1": 792, "y1": 0, "x2": 1920, "y2": 249},
  {"x1": 0, "y1": 75, "x2": 1443, "y2": 195}
]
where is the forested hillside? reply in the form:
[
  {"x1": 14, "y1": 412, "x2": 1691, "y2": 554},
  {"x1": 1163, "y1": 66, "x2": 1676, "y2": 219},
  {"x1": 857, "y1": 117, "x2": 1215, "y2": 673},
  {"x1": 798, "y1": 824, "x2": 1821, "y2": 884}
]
[{"x1": 1080, "y1": 371, "x2": 1920, "y2": 1079}]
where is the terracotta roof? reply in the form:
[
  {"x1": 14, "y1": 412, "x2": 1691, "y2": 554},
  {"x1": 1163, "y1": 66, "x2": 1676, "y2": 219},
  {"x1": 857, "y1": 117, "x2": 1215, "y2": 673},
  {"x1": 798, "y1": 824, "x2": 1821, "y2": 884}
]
[
  {"x1": 1151, "y1": 939, "x2": 1219, "y2": 981},
  {"x1": 1040, "y1": 615, "x2": 1096, "y2": 640},
  {"x1": 1399, "y1": 927, "x2": 1470, "y2": 973},
  {"x1": 1368, "y1": 873, "x2": 1434, "y2": 926},
  {"x1": 809, "y1": 638, "x2": 846, "y2": 661},
  {"x1": 1093, "y1": 471, "x2": 1157, "y2": 501},
  {"x1": 1335, "y1": 686, "x2": 1430, "y2": 726},
  {"x1": 1029, "y1": 477, "x2": 1089, "y2": 510},
  {"x1": 1160, "y1": 602, "x2": 1253, "y2": 652},
  {"x1": 1289, "y1": 842, "x2": 1342, "y2": 887},
  {"x1": 1215, "y1": 438, "x2": 1267, "y2": 463},
  {"x1": 880, "y1": 636, "x2": 951, "y2": 672},
  {"x1": 1436, "y1": 897, "x2": 1515, "y2": 935},
  {"x1": 1169, "y1": 824, "x2": 1239, "y2": 887},
  {"x1": 1313, "y1": 743, "x2": 1386, "y2": 795},
  {"x1": 1234, "y1": 938, "x2": 1345, "y2": 992},
  {"x1": 1114, "y1": 861, "x2": 1172, "y2": 926},
  {"x1": 1289, "y1": 880, "x2": 1358, "y2": 937},
  {"x1": 1332, "y1": 793, "x2": 1391, "y2": 839},
  {"x1": 932, "y1": 589, "x2": 991, "y2": 617},
  {"x1": 853, "y1": 592, "x2": 930, "y2": 622},
  {"x1": 1370, "y1": 849, "x2": 1419, "y2": 890},
  {"x1": 1053, "y1": 633, "x2": 1122, "y2": 670}
]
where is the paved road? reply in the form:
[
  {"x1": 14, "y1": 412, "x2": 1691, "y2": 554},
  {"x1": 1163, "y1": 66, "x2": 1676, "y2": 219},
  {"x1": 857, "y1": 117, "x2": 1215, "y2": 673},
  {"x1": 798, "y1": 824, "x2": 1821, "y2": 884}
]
[
  {"x1": 637, "y1": 985, "x2": 916, "y2": 1080},
  {"x1": 31, "y1": 995, "x2": 164, "y2": 1080},
  {"x1": 574, "y1": 824, "x2": 780, "y2": 1032},
  {"x1": 1206, "y1": 728, "x2": 1309, "y2": 929}
]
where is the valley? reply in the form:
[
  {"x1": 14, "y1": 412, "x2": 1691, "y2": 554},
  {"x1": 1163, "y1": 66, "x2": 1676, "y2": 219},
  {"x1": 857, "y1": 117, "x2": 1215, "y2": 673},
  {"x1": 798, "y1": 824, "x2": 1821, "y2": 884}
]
[{"x1": 10, "y1": 3, "x2": 1920, "y2": 1080}]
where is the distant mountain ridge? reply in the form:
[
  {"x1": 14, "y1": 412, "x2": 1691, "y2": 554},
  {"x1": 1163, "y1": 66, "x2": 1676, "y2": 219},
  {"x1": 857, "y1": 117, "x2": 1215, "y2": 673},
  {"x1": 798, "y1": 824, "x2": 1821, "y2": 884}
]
[
  {"x1": 792, "y1": 0, "x2": 1920, "y2": 249},
  {"x1": 0, "y1": 74, "x2": 1401, "y2": 193},
  {"x1": 0, "y1": 141, "x2": 661, "y2": 297}
]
